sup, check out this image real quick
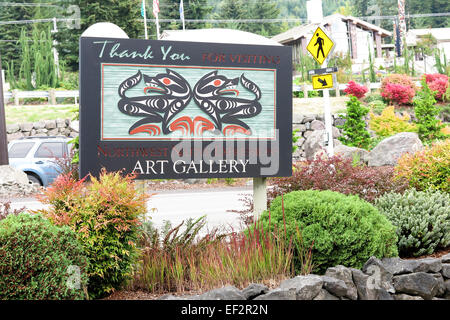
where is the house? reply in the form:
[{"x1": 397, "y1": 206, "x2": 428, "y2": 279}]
[
  {"x1": 406, "y1": 28, "x2": 450, "y2": 56},
  {"x1": 271, "y1": 13, "x2": 392, "y2": 67}
]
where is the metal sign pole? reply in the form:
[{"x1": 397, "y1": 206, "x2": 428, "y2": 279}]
[
  {"x1": 322, "y1": 59, "x2": 334, "y2": 157},
  {"x1": 0, "y1": 55, "x2": 9, "y2": 165}
]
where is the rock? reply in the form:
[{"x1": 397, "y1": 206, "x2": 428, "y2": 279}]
[
  {"x1": 394, "y1": 294, "x2": 424, "y2": 300},
  {"x1": 441, "y1": 254, "x2": 450, "y2": 264},
  {"x1": 313, "y1": 289, "x2": 339, "y2": 300},
  {"x1": 362, "y1": 256, "x2": 395, "y2": 293},
  {"x1": 432, "y1": 273, "x2": 446, "y2": 297},
  {"x1": 310, "y1": 120, "x2": 325, "y2": 130},
  {"x1": 45, "y1": 120, "x2": 57, "y2": 130},
  {"x1": 56, "y1": 118, "x2": 66, "y2": 128},
  {"x1": 33, "y1": 121, "x2": 46, "y2": 130},
  {"x1": 70, "y1": 120, "x2": 79, "y2": 133},
  {"x1": 293, "y1": 114, "x2": 305, "y2": 124},
  {"x1": 184, "y1": 179, "x2": 203, "y2": 184},
  {"x1": 332, "y1": 126, "x2": 341, "y2": 138},
  {"x1": 321, "y1": 276, "x2": 348, "y2": 297},
  {"x1": 197, "y1": 286, "x2": 245, "y2": 300},
  {"x1": 253, "y1": 289, "x2": 297, "y2": 300},
  {"x1": 367, "y1": 132, "x2": 423, "y2": 167},
  {"x1": 414, "y1": 258, "x2": 442, "y2": 273},
  {"x1": 279, "y1": 275, "x2": 323, "y2": 300},
  {"x1": 325, "y1": 265, "x2": 358, "y2": 300},
  {"x1": 0, "y1": 165, "x2": 30, "y2": 185},
  {"x1": 6, "y1": 123, "x2": 20, "y2": 134},
  {"x1": 48, "y1": 128, "x2": 59, "y2": 136},
  {"x1": 241, "y1": 283, "x2": 268, "y2": 300},
  {"x1": 381, "y1": 257, "x2": 418, "y2": 275},
  {"x1": 444, "y1": 279, "x2": 450, "y2": 292},
  {"x1": 303, "y1": 131, "x2": 313, "y2": 139},
  {"x1": 352, "y1": 268, "x2": 391, "y2": 300},
  {"x1": 19, "y1": 122, "x2": 33, "y2": 132},
  {"x1": 304, "y1": 130, "x2": 327, "y2": 160},
  {"x1": 334, "y1": 145, "x2": 369, "y2": 164},
  {"x1": 301, "y1": 115, "x2": 316, "y2": 124},
  {"x1": 441, "y1": 264, "x2": 450, "y2": 278},
  {"x1": 393, "y1": 272, "x2": 439, "y2": 300}
]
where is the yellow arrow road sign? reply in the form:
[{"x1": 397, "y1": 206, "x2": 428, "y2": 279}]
[
  {"x1": 312, "y1": 74, "x2": 334, "y2": 90},
  {"x1": 307, "y1": 26, "x2": 335, "y2": 65}
]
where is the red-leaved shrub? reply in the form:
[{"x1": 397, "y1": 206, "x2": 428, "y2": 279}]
[
  {"x1": 269, "y1": 156, "x2": 408, "y2": 204},
  {"x1": 381, "y1": 74, "x2": 417, "y2": 105},
  {"x1": 425, "y1": 73, "x2": 449, "y2": 101},
  {"x1": 344, "y1": 81, "x2": 369, "y2": 99}
]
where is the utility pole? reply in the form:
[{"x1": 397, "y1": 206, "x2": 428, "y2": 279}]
[{"x1": 0, "y1": 54, "x2": 9, "y2": 165}]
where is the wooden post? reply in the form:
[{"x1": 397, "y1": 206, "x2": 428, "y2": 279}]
[
  {"x1": 0, "y1": 55, "x2": 9, "y2": 165},
  {"x1": 12, "y1": 89, "x2": 19, "y2": 106},
  {"x1": 253, "y1": 177, "x2": 267, "y2": 219},
  {"x1": 49, "y1": 89, "x2": 57, "y2": 105}
]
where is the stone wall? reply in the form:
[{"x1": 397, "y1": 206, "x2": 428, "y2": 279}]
[
  {"x1": 159, "y1": 254, "x2": 450, "y2": 300},
  {"x1": 293, "y1": 113, "x2": 346, "y2": 160},
  {"x1": 6, "y1": 119, "x2": 79, "y2": 143}
]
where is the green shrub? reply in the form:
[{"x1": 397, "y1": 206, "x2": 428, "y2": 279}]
[
  {"x1": 0, "y1": 213, "x2": 89, "y2": 300},
  {"x1": 414, "y1": 79, "x2": 447, "y2": 144},
  {"x1": 375, "y1": 189, "x2": 450, "y2": 257},
  {"x1": 338, "y1": 96, "x2": 371, "y2": 149},
  {"x1": 38, "y1": 170, "x2": 148, "y2": 299},
  {"x1": 259, "y1": 190, "x2": 398, "y2": 274},
  {"x1": 395, "y1": 139, "x2": 450, "y2": 193}
]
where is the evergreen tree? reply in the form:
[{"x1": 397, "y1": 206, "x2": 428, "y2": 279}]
[
  {"x1": 159, "y1": 0, "x2": 212, "y2": 31},
  {"x1": 246, "y1": 0, "x2": 281, "y2": 36},
  {"x1": 55, "y1": 0, "x2": 143, "y2": 71}
]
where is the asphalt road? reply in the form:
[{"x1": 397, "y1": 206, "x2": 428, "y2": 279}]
[{"x1": 8, "y1": 187, "x2": 253, "y2": 233}]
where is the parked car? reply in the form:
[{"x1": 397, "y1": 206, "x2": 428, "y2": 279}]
[{"x1": 8, "y1": 136, "x2": 73, "y2": 187}]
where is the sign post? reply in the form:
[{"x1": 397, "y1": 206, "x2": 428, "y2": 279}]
[
  {"x1": 307, "y1": 26, "x2": 336, "y2": 156},
  {"x1": 0, "y1": 55, "x2": 8, "y2": 165}
]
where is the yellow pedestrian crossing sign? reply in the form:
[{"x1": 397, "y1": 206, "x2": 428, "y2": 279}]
[
  {"x1": 312, "y1": 74, "x2": 334, "y2": 90},
  {"x1": 307, "y1": 26, "x2": 335, "y2": 65}
]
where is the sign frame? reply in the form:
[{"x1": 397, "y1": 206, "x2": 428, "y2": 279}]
[{"x1": 79, "y1": 37, "x2": 293, "y2": 180}]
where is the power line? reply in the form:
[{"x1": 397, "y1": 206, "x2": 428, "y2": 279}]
[{"x1": 0, "y1": 2, "x2": 58, "y2": 7}]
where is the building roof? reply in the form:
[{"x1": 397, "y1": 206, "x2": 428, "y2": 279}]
[
  {"x1": 161, "y1": 28, "x2": 281, "y2": 46},
  {"x1": 408, "y1": 28, "x2": 450, "y2": 42},
  {"x1": 271, "y1": 13, "x2": 392, "y2": 44}
]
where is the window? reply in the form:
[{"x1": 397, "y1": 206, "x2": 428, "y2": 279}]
[
  {"x1": 34, "y1": 142, "x2": 64, "y2": 158},
  {"x1": 8, "y1": 142, "x2": 35, "y2": 158}
]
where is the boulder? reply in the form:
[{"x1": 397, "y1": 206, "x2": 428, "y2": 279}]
[
  {"x1": 413, "y1": 258, "x2": 442, "y2": 273},
  {"x1": 367, "y1": 132, "x2": 423, "y2": 167},
  {"x1": 313, "y1": 289, "x2": 339, "y2": 300},
  {"x1": 351, "y1": 268, "x2": 391, "y2": 300},
  {"x1": 33, "y1": 121, "x2": 46, "y2": 130},
  {"x1": 321, "y1": 276, "x2": 348, "y2": 297},
  {"x1": 325, "y1": 265, "x2": 358, "y2": 300},
  {"x1": 334, "y1": 145, "x2": 369, "y2": 164},
  {"x1": 0, "y1": 165, "x2": 30, "y2": 185},
  {"x1": 310, "y1": 120, "x2": 325, "y2": 130},
  {"x1": 393, "y1": 272, "x2": 439, "y2": 300},
  {"x1": 197, "y1": 286, "x2": 245, "y2": 300},
  {"x1": 45, "y1": 120, "x2": 57, "y2": 130},
  {"x1": 279, "y1": 275, "x2": 323, "y2": 300},
  {"x1": 157, "y1": 294, "x2": 183, "y2": 300},
  {"x1": 19, "y1": 122, "x2": 33, "y2": 132},
  {"x1": 241, "y1": 283, "x2": 269, "y2": 300},
  {"x1": 432, "y1": 273, "x2": 446, "y2": 297},
  {"x1": 293, "y1": 114, "x2": 305, "y2": 124},
  {"x1": 6, "y1": 123, "x2": 20, "y2": 134},
  {"x1": 253, "y1": 288, "x2": 297, "y2": 300},
  {"x1": 69, "y1": 120, "x2": 79, "y2": 133},
  {"x1": 362, "y1": 256, "x2": 395, "y2": 293},
  {"x1": 304, "y1": 130, "x2": 327, "y2": 160},
  {"x1": 441, "y1": 264, "x2": 450, "y2": 278},
  {"x1": 441, "y1": 254, "x2": 450, "y2": 264},
  {"x1": 381, "y1": 257, "x2": 418, "y2": 275}
]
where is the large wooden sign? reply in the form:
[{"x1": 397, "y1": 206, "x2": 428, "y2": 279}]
[{"x1": 79, "y1": 37, "x2": 292, "y2": 179}]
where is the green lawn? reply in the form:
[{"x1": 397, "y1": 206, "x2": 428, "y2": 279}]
[{"x1": 5, "y1": 105, "x2": 77, "y2": 125}]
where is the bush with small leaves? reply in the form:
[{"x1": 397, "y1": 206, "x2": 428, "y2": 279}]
[
  {"x1": 259, "y1": 190, "x2": 398, "y2": 274},
  {"x1": 369, "y1": 106, "x2": 417, "y2": 139},
  {"x1": 375, "y1": 189, "x2": 450, "y2": 257},
  {"x1": 381, "y1": 74, "x2": 417, "y2": 105},
  {"x1": 0, "y1": 213, "x2": 89, "y2": 300},
  {"x1": 338, "y1": 96, "x2": 371, "y2": 149}
]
